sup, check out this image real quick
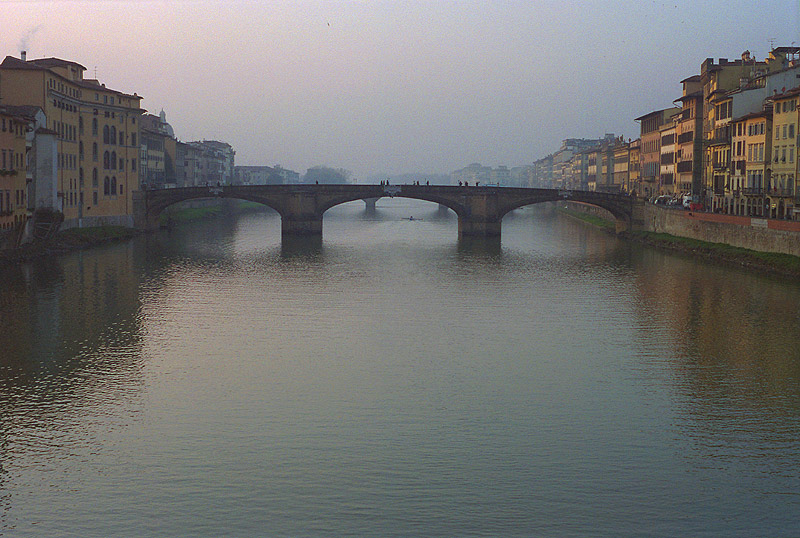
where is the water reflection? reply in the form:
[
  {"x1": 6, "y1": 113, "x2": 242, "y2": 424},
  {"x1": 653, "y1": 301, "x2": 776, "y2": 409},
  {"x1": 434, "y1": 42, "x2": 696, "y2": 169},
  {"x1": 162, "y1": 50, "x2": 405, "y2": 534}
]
[
  {"x1": 0, "y1": 202, "x2": 798, "y2": 536},
  {"x1": 281, "y1": 235, "x2": 323, "y2": 259},
  {"x1": 456, "y1": 236, "x2": 503, "y2": 259},
  {"x1": 0, "y1": 240, "x2": 150, "y2": 531}
]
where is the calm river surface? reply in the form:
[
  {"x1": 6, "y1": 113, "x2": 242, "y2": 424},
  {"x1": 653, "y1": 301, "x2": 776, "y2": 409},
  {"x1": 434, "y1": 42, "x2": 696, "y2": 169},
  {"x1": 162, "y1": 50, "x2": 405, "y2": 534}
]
[{"x1": 1, "y1": 200, "x2": 799, "y2": 537}]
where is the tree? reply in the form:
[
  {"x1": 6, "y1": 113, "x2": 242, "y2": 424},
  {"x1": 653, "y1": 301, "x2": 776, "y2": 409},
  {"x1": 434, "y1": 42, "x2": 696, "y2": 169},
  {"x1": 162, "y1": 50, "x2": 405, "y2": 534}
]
[{"x1": 303, "y1": 166, "x2": 351, "y2": 184}]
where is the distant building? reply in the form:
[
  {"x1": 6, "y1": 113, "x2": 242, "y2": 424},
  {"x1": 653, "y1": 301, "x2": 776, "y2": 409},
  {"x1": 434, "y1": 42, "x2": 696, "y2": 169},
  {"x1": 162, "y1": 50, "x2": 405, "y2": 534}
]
[
  {"x1": 674, "y1": 75, "x2": 704, "y2": 196},
  {"x1": 235, "y1": 165, "x2": 284, "y2": 185},
  {"x1": 635, "y1": 107, "x2": 681, "y2": 198},
  {"x1": 188, "y1": 140, "x2": 235, "y2": 185},
  {"x1": 489, "y1": 165, "x2": 510, "y2": 185},
  {"x1": 450, "y1": 163, "x2": 491, "y2": 185},
  {"x1": 659, "y1": 121, "x2": 677, "y2": 195}
]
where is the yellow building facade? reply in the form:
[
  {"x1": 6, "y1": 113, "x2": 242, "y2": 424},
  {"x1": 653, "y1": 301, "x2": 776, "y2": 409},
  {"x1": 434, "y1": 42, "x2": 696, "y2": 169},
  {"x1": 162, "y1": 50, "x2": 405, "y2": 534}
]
[
  {"x1": 0, "y1": 54, "x2": 143, "y2": 227},
  {"x1": 0, "y1": 109, "x2": 29, "y2": 231},
  {"x1": 770, "y1": 87, "x2": 799, "y2": 219}
]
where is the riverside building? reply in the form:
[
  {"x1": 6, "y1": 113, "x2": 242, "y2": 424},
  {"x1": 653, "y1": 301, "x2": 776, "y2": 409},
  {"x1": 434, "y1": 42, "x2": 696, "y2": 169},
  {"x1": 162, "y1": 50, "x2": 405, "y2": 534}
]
[{"x1": 0, "y1": 52, "x2": 143, "y2": 228}]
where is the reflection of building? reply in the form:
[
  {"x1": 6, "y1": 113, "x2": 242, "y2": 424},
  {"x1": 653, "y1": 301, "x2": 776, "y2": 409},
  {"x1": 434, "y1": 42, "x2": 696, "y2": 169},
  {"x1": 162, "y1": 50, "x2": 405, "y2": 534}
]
[{"x1": 0, "y1": 52, "x2": 143, "y2": 228}]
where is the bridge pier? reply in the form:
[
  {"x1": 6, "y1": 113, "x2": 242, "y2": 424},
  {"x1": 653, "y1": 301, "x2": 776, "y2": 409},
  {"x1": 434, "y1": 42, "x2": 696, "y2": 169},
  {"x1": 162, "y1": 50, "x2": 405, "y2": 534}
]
[
  {"x1": 458, "y1": 217, "x2": 502, "y2": 237},
  {"x1": 363, "y1": 197, "x2": 378, "y2": 211},
  {"x1": 281, "y1": 214, "x2": 323, "y2": 236}
]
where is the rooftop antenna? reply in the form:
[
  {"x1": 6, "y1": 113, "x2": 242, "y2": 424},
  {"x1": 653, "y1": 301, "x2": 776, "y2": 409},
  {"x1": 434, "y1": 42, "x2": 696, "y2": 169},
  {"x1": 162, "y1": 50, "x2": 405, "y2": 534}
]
[
  {"x1": 768, "y1": 38, "x2": 776, "y2": 51},
  {"x1": 94, "y1": 65, "x2": 97, "y2": 79}
]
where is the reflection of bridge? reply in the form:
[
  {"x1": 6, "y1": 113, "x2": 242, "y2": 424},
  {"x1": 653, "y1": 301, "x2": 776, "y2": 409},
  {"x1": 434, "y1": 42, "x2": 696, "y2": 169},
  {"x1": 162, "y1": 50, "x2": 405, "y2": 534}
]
[{"x1": 133, "y1": 184, "x2": 640, "y2": 236}]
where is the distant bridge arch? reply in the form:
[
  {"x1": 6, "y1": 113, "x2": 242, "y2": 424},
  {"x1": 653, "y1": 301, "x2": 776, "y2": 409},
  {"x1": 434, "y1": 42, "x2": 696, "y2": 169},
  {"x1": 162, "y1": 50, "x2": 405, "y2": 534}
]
[{"x1": 133, "y1": 184, "x2": 638, "y2": 237}]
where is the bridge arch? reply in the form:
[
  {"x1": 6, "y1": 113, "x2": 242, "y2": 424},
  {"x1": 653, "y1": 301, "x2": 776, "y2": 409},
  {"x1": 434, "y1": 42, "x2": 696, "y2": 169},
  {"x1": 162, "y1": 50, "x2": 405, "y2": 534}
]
[
  {"x1": 135, "y1": 185, "x2": 636, "y2": 237},
  {"x1": 494, "y1": 190, "x2": 634, "y2": 232},
  {"x1": 134, "y1": 186, "x2": 286, "y2": 231}
]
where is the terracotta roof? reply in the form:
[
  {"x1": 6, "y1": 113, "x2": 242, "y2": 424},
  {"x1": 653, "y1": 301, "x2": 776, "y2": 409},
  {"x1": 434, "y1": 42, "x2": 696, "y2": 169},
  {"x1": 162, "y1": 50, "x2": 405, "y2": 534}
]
[
  {"x1": 0, "y1": 56, "x2": 40, "y2": 70},
  {"x1": 28, "y1": 57, "x2": 87, "y2": 70},
  {"x1": 733, "y1": 110, "x2": 769, "y2": 122},
  {"x1": 0, "y1": 104, "x2": 42, "y2": 120},
  {"x1": 1, "y1": 56, "x2": 142, "y2": 101},
  {"x1": 770, "y1": 85, "x2": 800, "y2": 100},
  {"x1": 634, "y1": 107, "x2": 680, "y2": 122},
  {"x1": 674, "y1": 90, "x2": 703, "y2": 103}
]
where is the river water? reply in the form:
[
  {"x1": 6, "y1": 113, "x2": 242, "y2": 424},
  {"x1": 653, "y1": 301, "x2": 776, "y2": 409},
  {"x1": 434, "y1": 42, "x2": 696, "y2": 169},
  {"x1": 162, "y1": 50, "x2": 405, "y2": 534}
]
[{"x1": 0, "y1": 200, "x2": 798, "y2": 537}]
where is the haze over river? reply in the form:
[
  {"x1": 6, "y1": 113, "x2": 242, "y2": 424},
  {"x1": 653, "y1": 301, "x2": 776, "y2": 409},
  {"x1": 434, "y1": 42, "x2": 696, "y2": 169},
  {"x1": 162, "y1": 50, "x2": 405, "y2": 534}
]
[{"x1": 1, "y1": 200, "x2": 799, "y2": 537}]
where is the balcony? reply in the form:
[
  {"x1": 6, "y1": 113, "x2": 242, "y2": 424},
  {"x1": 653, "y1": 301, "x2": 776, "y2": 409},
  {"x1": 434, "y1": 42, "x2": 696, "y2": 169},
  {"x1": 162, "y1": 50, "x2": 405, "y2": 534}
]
[
  {"x1": 742, "y1": 187, "x2": 765, "y2": 196},
  {"x1": 769, "y1": 188, "x2": 795, "y2": 197},
  {"x1": 712, "y1": 162, "x2": 729, "y2": 171},
  {"x1": 708, "y1": 133, "x2": 732, "y2": 146}
]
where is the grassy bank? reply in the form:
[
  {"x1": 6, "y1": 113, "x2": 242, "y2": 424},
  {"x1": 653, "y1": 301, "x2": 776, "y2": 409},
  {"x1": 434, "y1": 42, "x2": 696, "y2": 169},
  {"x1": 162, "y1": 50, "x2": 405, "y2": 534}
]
[
  {"x1": 160, "y1": 201, "x2": 269, "y2": 225},
  {"x1": 159, "y1": 205, "x2": 223, "y2": 225},
  {"x1": 558, "y1": 207, "x2": 616, "y2": 230},
  {"x1": 558, "y1": 206, "x2": 800, "y2": 277},
  {"x1": 627, "y1": 230, "x2": 800, "y2": 276}
]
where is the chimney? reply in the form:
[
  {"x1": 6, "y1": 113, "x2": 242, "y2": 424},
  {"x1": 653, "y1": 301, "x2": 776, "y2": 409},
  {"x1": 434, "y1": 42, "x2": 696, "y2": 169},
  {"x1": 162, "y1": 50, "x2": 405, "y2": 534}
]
[{"x1": 20, "y1": 50, "x2": 26, "y2": 62}]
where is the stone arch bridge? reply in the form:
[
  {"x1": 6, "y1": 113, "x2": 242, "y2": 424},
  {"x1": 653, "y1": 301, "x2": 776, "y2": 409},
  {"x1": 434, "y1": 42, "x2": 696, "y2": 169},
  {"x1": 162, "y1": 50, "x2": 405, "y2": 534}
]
[{"x1": 132, "y1": 184, "x2": 641, "y2": 237}]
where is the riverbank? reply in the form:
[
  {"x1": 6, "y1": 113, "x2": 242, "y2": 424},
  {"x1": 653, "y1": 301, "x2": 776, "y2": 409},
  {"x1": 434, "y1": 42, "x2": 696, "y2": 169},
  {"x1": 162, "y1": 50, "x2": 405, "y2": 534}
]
[
  {"x1": 0, "y1": 226, "x2": 141, "y2": 264},
  {"x1": 1, "y1": 201, "x2": 271, "y2": 264},
  {"x1": 559, "y1": 206, "x2": 800, "y2": 277}
]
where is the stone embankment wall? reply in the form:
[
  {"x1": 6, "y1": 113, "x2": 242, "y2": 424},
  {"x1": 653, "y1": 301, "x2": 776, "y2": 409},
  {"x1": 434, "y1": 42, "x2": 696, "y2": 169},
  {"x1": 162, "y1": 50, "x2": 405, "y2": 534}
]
[
  {"x1": 565, "y1": 201, "x2": 800, "y2": 257},
  {"x1": 641, "y1": 204, "x2": 800, "y2": 257}
]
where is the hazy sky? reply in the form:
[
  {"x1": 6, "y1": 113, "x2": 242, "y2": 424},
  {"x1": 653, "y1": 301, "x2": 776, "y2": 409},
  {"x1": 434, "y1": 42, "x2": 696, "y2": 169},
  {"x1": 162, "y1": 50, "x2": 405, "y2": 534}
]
[{"x1": 4, "y1": 0, "x2": 800, "y2": 178}]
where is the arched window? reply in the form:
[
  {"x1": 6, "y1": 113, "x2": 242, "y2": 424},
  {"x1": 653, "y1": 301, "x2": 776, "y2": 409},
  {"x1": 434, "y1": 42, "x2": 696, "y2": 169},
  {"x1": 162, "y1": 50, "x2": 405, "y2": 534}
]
[
  {"x1": 79, "y1": 141, "x2": 84, "y2": 159},
  {"x1": 110, "y1": 126, "x2": 116, "y2": 146},
  {"x1": 79, "y1": 116, "x2": 84, "y2": 135},
  {"x1": 92, "y1": 118, "x2": 98, "y2": 135},
  {"x1": 111, "y1": 151, "x2": 117, "y2": 170},
  {"x1": 104, "y1": 176, "x2": 110, "y2": 195},
  {"x1": 111, "y1": 176, "x2": 117, "y2": 195},
  {"x1": 103, "y1": 125, "x2": 109, "y2": 144},
  {"x1": 103, "y1": 150, "x2": 109, "y2": 170},
  {"x1": 92, "y1": 142, "x2": 98, "y2": 161},
  {"x1": 79, "y1": 167, "x2": 84, "y2": 188},
  {"x1": 93, "y1": 168, "x2": 98, "y2": 187}
]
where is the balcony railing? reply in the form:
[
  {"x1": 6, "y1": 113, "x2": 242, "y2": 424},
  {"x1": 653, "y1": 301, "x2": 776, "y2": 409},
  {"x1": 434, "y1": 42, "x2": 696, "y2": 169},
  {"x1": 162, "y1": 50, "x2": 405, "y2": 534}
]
[
  {"x1": 708, "y1": 133, "x2": 732, "y2": 146},
  {"x1": 769, "y1": 188, "x2": 795, "y2": 197},
  {"x1": 742, "y1": 187, "x2": 765, "y2": 195}
]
